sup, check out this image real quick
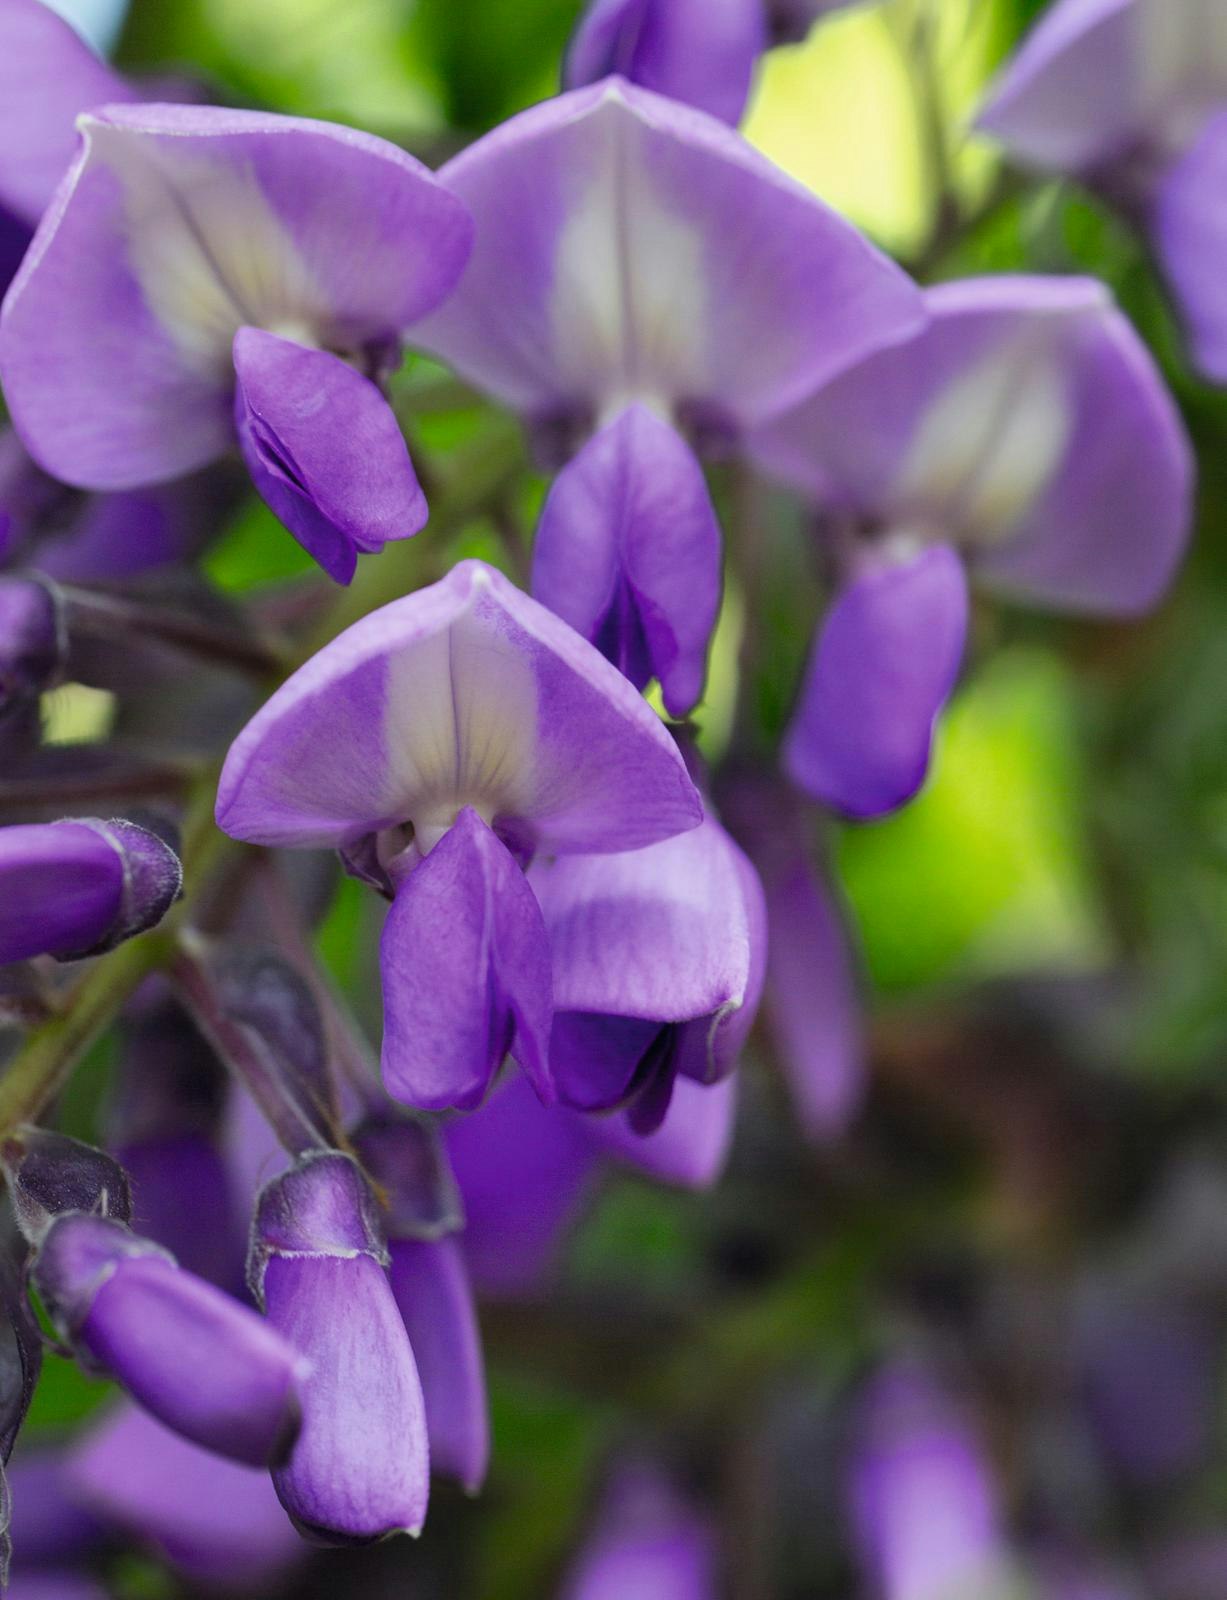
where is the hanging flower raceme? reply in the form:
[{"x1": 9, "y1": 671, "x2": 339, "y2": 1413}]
[
  {"x1": 977, "y1": 0, "x2": 1227, "y2": 381},
  {"x1": 0, "y1": 104, "x2": 473, "y2": 583},
  {"x1": 410, "y1": 77, "x2": 924, "y2": 715},
  {"x1": 0, "y1": 818, "x2": 181, "y2": 966},
  {"x1": 751, "y1": 276, "x2": 1193, "y2": 818},
  {"x1": 216, "y1": 559, "x2": 702, "y2": 1112}
]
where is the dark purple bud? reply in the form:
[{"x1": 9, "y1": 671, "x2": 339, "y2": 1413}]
[
  {"x1": 0, "y1": 575, "x2": 63, "y2": 711},
  {"x1": 350, "y1": 1112, "x2": 463, "y2": 1241},
  {"x1": 175, "y1": 945, "x2": 338, "y2": 1158},
  {"x1": 248, "y1": 1152, "x2": 429, "y2": 1543},
  {"x1": 1, "y1": 1127, "x2": 131, "y2": 1247},
  {"x1": 0, "y1": 819, "x2": 181, "y2": 967},
  {"x1": 33, "y1": 1213, "x2": 303, "y2": 1467}
]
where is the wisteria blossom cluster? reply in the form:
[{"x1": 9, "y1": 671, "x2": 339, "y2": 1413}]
[{"x1": 0, "y1": 0, "x2": 1220, "y2": 1593}]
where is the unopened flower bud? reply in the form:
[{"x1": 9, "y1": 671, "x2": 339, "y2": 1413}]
[
  {"x1": 248, "y1": 1151, "x2": 428, "y2": 1543},
  {"x1": 0, "y1": 819, "x2": 181, "y2": 967},
  {"x1": 1, "y1": 1128, "x2": 130, "y2": 1247},
  {"x1": 33, "y1": 1213, "x2": 303, "y2": 1467}
]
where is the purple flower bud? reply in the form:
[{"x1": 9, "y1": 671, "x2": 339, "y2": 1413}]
[
  {"x1": 0, "y1": 576, "x2": 63, "y2": 711},
  {"x1": 248, "y1": 1152, "x2": 429, "y2": 1542},
  {"x1": 1, "y1": 1127, "x2": 130, "y2": 1247},
  {"x1": 32, "y1": 1213, "x2": 304, "y2": 1467},
  {"x1": 560, "y1": 1460, "x2": 718, "y2": 1600},
  {"x1": 0, "y1": 819, "x2": 181, "y2": 967}
]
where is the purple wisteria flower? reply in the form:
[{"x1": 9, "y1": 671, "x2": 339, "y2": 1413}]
[
  {"x1": 411, "y1": 77, "x2": 923, "y2": 712},
  {"x1": 0, "y1": 819, "x2": 181, "y2": 966},
  {"x1": 247, "y1": 1151, "x2": 429, "y2": 1542},
  {"x1": 0, "y1": 104, "x2": 473, "y2": 583},
  {"x1": 751, "y1": 275, "x2": 1193, "y2": 817},
  {"x1": 978, "y1": 0, "x2": 1227, "y2": 380},
  {"x1": 560, "y1": 1460, "x2": 717, "y2": 1600},
  {"x1": 216, "y1": 559, "x2": 702, "y2": 1112}
]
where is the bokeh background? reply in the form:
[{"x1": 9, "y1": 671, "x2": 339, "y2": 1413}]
[{"x1": 22, "y1": 1, "x2": 1227, "y2": 1596}]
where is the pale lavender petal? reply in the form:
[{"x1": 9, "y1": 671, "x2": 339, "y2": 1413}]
[
  {"x1": 561, "y1": 1460, "x2": 718, "y2": 1600},
  {"x1": 216, "y1": 558, "x2": 701, "y2": 854},
  {"x1": 446, "y1": 1072, "x2": 595, "y2": 1297},
  {"x1": 532, "y1": 404, "x2": 721, "y2": 716},
  {"x1": 1154, "y1": 111, "x2": 1227, "y2": 382},
  {"x1": 0, "y1": 0, "x2": 133, "y2": 225},
  {"x1": 380, "y1": 807, "x2": 554, "y2": 1111},
  {"x1": 388, "y1": 1236, "x2": 489, "y2": 1493},
  {"x1": 976, "y1": 0, "x2": 1141, "y2": 174},
  {"x1": 67, "y1": 1402, "x2": 304, "y2": 1588},
  {"x1": 784, "y1": 544, "x2": 968, "y2": 819},
  {"x1": 582, "y1": 1073, "x2": 737, "y2": 1188},
  {"x1": 412, "y1": 78, "x2": 922, "y2": 427},
  {"x1": 565, "y1": 0, "x2": 765, "y2": 126},
  {"x1": 0, "y1": 103, "x2": 471, "y2": 488}
]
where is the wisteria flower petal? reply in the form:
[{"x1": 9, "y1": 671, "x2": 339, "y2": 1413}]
[
  {"x1": 0, "y1": 0, "x2": 134, "y2": 226},
  {"x1": 0, "y1": 103, "x2": 472, "y2": 488},
  {"x1": 532, "y1": 403, "x2": 722, "y2": 717},
  {"x1": 217, "y1": 558, "x2": 701, "y2": 855},
  {"x1": 784, "y1": 544, "x2": 968, "y2": 820},
  {"x1": 67, "y1": 1404, "x2": 305, "y2": 1590},
  {"x1": 387, "y1": 1236, "x2": 490, "y2": 1493},
  {"x1": 582, "y1": 1073, "x2": 738, "y2": 1189},
  {"x1": 411, "y1": 78, "x2": 923, "y2": 428},
  {"x1": 445, "y1": 1072, "x2": 596, "y2": 1297},
  {"x1": 561, "y1": 1461, "x2": 718, "y2": 1600},
  {"x1": 380, "y1": 807, "x2": 553, "y2": 1111},
  {"x1": 531, "y1": 815, "x2": 765, "y2": 1109},
  {"x1": 752, "y1": 276, "x2": 1191, "y2": 615},
  {"x1": 565, "y1": 0, "x2": 765, "y2": 126},
  {"x1": 233, "y1": 327, "x2": 426, "y2": 585},
  {"x1": 1153, "y1": 111, "x2": 1227, "y2": 384}
]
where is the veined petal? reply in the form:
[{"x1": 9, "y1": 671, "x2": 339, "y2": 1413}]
[
  {"x1": 387, "y1": 1236, "x2": 489, "y2": 1493},
  {"x1": 784, "y1": 544, "x2": 968, "y2": 820},
  {"x1": 0, "y1": 0, "x2": 134, "y2": 226},
  {"x1": 233, "y1": 327, "x2": 426, "y2": 585},
  {"x1": 533, "y1": 404, "x2": 721, "y2": 717},
  {"x1": 0, "y1": 103, "x2": 471, "y2": 488},
  {"x1": 565, "y1": 0, "x2": 765, "y2": 126},
  {"x1": 412, "y1": 78, "x2": 922, "y2": 427},
  {"x1": 582, "y1": 1072, "x2": 737, "y2": 1188},
  {"x1": 216, "y1": 559, "x2": 701, "y2": 854},
  {"x1": 380, "y1": 807, "x2": 554, "y2": 1112}
]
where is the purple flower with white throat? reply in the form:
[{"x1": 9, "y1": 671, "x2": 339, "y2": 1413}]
[
  {"x1": 216, "y1": 559, "x2": 702, "y2": 1112},
  {"x1": 247, "y1": 1150, "x2": 429, "y2": 1544},
  {"x1": 0, "y1": 104, "x2": 473, "y2": 583},
  {"x1": 978, "y1": 0, "x2": 1227, "y2": 381},
  {"x1": 0, "y1": 818, "x2": 181, "y2": 967},
  {"x1": 411, "y1": 77, "x2": 923, "y2": 712},
  {"x1": 751, "y1": 275, "x2": 1192, "y2": 818}
]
